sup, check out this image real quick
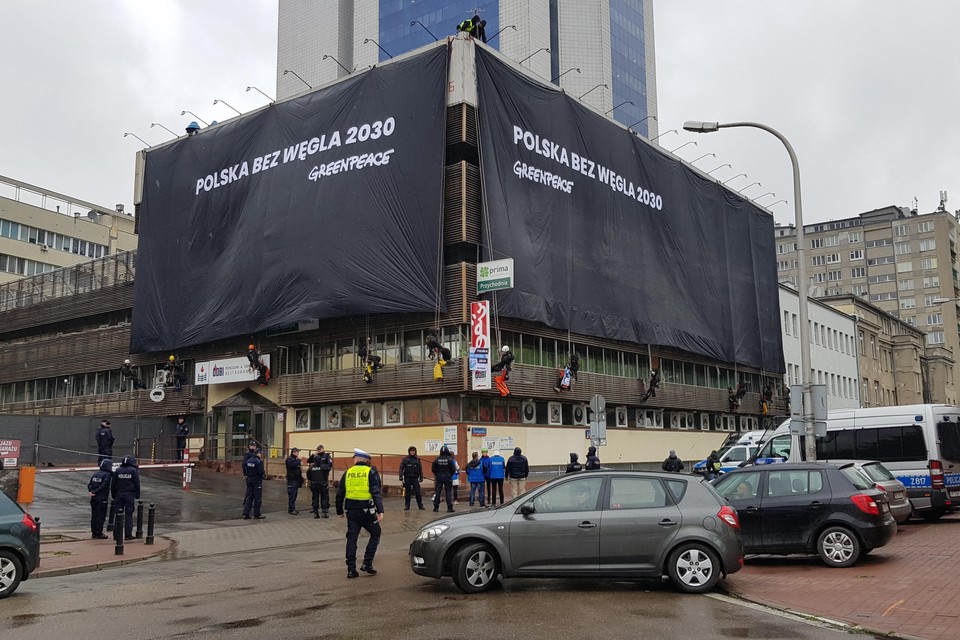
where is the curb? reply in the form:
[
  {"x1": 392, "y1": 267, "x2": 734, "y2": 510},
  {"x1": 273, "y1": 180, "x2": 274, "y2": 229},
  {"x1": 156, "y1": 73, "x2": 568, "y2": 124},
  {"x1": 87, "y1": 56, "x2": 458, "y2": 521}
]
[{"x1": 32, "y1": 536, "x2": 177, "y2": 579}]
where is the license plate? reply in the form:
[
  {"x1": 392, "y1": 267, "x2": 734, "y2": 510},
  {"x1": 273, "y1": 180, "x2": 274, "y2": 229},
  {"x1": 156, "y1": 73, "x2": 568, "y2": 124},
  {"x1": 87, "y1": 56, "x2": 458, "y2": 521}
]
[
  {"x1": 894, "y1": 492, "x2": 905, "y2": 501},
  {"x1": 950, "y1": 490, "x2": 960, "y2": 499},
  {"x1": 882, "y1": 503, "x2": 890, "y2": 512}
]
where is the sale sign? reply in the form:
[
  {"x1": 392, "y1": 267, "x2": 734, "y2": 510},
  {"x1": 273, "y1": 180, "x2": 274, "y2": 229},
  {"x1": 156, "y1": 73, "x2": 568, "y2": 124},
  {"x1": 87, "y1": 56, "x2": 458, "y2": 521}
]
[{"x1": 470, "y1": 301, "x2": 491, "y2": 390}]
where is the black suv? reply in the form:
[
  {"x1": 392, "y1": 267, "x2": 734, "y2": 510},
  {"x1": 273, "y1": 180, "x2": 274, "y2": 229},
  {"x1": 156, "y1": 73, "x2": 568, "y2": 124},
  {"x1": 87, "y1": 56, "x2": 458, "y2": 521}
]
[
  {"x1": 713, "y1": 462, "x2": 896, "y2": 567},
  {"x1": 0, "y1": 490, "x2": 40, "y2": 598}
]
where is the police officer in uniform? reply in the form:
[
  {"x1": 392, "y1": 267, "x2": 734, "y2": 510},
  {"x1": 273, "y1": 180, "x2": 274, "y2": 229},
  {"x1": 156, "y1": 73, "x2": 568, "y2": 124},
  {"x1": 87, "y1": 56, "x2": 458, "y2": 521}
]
[
  {"x1": 174, "y1": 417, "x2": 189, "y2": 461},
  {"x1": 96, "y1": 419, "x2": 114, "y2": 461},
  {"x1": 88, "y1": 459, "x2": 113, "y2": 539},
  {"x1": 307, "y1": 444, "x2": 334, "y2": 518},
  {"x1": 286, "y1": 447, "x2": 304, "y2": 514},
  {"x1": 399, "y1": 445, "x2": 425, "y2": 510},
  {"x1": 335, "y1": 448, "x2": 384, "y2": 578},
  {"x1": 111, "y1": 456, "x2": 140, "y2": 540},
  {"x1": 242, "y1": 450, "x2": 266, "y2": 519},
  {"x1": 432, "y1": 446, "x2": 457, "y2": 512}
]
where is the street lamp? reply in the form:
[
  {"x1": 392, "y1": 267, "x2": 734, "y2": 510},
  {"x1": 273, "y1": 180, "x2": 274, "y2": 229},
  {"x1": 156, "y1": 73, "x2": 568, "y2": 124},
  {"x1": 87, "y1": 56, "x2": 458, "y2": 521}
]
[
  {"x1": 150, "y1": 122, "x2": 177, "y2": 137},
  {"x1": 605, "y1": 100, "x2": 634, "y2": 115},
  {"x1": 768, "y1": 199, "x2": 787, "y2": 208},
  {"x1": 551, "y1": 67, "x2": 580, "y2": 83},
  {"x1": 721, "y1": 173, "x2": 747, "y2": 186},
  {"x1": 323, "y1": 54, "x2": 352, "y2": 75},
  {"x1": 931, "y1": 297, "x2": 960, "y2": 305},
  {"x1": 363, "y1": 38, "x2": 393, "y2": 59},
  {"x1": 739, "y1": 182, "x2": 761, "y2": 194},
  {"x1": 669, "y1": 140, "x2": 697, "y2": 154},
  {"x1": 518, "y1": 47, "x2": 549, "y2": 66},
  {"x1": 212, "y1": 99, "x2": 241, "y2": 116},
  {"x1": 706, "y1": 163, "x2": 731, "y2": 175},
  {"x1": 578, "y1": 83, "x2": 607, "y2": 100},
  {"x1": 628, "y1": 115, "x2": 657, "y2": 128},
  {"x1": 683, "y1": 118, "x2": 814, "y2": 460},
  {"x1": 690, "y1": 152, "x2": 715, "y2": 165},
  {"x1": 410, "y1": 20, "x2": 439, "y2": 42},
  {"x1": 649, "y1": 129, "x2": 677, "y2": 142},
  {"x1": 487, "y1": 25, "x2": 516, "y2": 43},
  {"x1": 246, "y1": 86, "x2": 275, "y2": 102},
  {"x1": 755, "y1": 192, "x2": 776, "y2": 202},
  {"x1": 122, "y1": 132, "x2": 149, "y2": 146},
  {"x1": 282, "y1": 69, "x2": 312, "y2": 89},
  {"x1": 180, "y1": 110, "x2": 209, "y2": 126}
]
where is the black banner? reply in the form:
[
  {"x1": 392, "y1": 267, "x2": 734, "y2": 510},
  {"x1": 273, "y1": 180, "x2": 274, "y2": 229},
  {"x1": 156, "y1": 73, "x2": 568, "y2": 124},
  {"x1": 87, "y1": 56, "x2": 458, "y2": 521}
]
[
  {"x1": 131, "y1": 47, "x2": 448, "y2": 353},
  {"x1": 476, "y1": 49, "x2": 784, "y2": 372}
]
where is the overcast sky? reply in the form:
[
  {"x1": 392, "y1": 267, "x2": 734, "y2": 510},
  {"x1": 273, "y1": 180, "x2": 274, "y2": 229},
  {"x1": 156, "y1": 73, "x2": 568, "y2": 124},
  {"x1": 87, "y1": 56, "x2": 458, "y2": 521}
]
[{"x1": 2, "y1": 1, "x2": 957, "y2": 227}]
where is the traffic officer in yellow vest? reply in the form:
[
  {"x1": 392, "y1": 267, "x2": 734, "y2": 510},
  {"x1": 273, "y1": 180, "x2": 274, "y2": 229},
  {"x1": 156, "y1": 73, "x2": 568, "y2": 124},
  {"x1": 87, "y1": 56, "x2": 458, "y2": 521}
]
[{"x1": 335, "y1": 448, "x2": 384, "y2": 578}]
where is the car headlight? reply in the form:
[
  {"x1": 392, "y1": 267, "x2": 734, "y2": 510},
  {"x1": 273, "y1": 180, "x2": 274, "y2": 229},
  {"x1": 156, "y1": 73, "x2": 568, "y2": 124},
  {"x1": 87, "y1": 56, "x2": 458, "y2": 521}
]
[{"x1": 415, "y1": 524, "x2": 450, "y2": 541}]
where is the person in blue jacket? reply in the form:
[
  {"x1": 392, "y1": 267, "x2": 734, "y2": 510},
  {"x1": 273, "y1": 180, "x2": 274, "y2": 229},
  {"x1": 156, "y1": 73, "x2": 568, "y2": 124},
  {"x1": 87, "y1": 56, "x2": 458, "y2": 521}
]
[
  {"x1": 242, "y1": 450, "x2": 266, "y2": 519},
  {"x1": 111, "y1": 456, "x2": 140, "y2": 540},
  {"x1": 88, "y1": 458, "x2": 113, "y2": 539},
  {"x1": 488, "y1": 449, "x2": 506, "y2": 506},
  {"x1": 466, "y1": 451, "x2": 487, "y2": 507}
]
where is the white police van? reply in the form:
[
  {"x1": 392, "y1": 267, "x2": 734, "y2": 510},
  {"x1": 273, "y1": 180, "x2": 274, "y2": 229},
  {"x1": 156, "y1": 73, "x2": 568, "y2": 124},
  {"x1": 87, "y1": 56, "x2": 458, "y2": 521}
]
[{"x1": 752, "y1": 404, "x2": 960, "y2": 520}]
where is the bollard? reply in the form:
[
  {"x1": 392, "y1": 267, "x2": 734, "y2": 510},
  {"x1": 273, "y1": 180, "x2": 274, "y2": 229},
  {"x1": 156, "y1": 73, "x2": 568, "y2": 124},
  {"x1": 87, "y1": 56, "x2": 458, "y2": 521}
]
[
  {"x1": 114, "y1": 511, "x2": 125, "y2": 555},
  {"x1": 145, "y1": 503, "x2": 156, "y2": 545},
  {"x1": 136, "y1": 500, "x2": 144, "y2": 539},
  {"x1": 106, "y1": 498, "x2": 116, "y2": 532}
]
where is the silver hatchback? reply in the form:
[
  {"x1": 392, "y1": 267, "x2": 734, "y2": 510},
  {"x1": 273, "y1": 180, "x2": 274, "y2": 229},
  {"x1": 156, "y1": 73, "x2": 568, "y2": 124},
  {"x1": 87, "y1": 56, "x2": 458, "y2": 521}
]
[
  {"x1": 409, "y1": 470, "x2": 743, "y2": 594},
  {"x1": 828, "y1": 460, "x2": 911, "y2": 523}
]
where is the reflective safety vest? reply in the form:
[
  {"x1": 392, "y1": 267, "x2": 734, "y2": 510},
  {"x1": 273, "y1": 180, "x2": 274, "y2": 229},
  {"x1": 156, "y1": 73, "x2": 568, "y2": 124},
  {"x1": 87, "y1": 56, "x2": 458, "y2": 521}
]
[
  {"x1": 344, "y1": 465, "x2": 372, "y2": 501},
  {"x1": 458, "y1": 19, "x2": 473, "y2": 33}
]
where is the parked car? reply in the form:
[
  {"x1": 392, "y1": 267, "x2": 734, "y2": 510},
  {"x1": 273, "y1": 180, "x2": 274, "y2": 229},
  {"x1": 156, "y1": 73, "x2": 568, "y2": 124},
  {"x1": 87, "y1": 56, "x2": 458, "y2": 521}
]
[
  {"x1": 0, "y1": 491, "x2": 40, "y2": 598},
  {"x1": 692, "y1": 444, "x2": 759, "y2": 475},
  {"x1": 713, "y1": 462, "x2": 896, "y2": 568},
  {"x1": 822, "y1": 460, "x2": 911, "y2": 524},
  {"x1": 409, "y1": 470, "x2": 743, "y2": 594}
]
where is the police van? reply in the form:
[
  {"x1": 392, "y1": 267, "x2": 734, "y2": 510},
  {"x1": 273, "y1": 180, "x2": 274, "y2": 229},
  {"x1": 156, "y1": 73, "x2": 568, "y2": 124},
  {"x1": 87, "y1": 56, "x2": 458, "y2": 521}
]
[{"x1": 752, "y1": 404, "x2": 960, "y2": 520}]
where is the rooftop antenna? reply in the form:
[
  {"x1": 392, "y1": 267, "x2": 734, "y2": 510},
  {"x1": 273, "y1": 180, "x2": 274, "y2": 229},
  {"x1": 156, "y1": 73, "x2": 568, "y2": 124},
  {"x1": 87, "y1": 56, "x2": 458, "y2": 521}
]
[
  {"x1": 912, "y1": 196, "x2": 919, "y2": 214},
  {"x1": 939, "y1": 190, "x2": 948, "y2": 212}
]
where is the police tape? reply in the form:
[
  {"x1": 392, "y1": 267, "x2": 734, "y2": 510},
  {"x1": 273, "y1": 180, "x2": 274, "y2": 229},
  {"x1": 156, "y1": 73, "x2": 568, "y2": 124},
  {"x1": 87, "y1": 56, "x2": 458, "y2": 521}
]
[{"x1": 38, "y1": 463, "x2": 194, "y2": 473}]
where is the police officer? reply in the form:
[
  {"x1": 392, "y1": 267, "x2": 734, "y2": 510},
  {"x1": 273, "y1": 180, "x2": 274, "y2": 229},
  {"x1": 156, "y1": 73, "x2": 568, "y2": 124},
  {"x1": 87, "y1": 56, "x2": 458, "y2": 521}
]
[
  {"x1": 88, "y1": 459, "x2": 113, "y2": 539},
  {"x1": 307, "y1": 444, "x2": 333, "y2": 518},
  {"x1": 242, "y1": 449, "x2": 266, "y2": 519},
  {"x1": 96, "y1": 419, "x2": 114, "y2": 461},
  {"x1": 585, "y1": 445, "x2": 601, "y2": 470},
  {"x1": 432, "y1": 446, "x2": 457, "y2": 512},
  {"x1": 111, "y1": 456, "x2": 140, "y2": 540},
  {"x1": 174, "y1": 417, "x2": 189, "y2": 461},
  {"x1": 335, "y1": 448, "x2": 384, "y2": 578},
  {"x1": 399, "y1": 446, "x2": 425, "y2": 510},
  {"x1": 286, "y1": 447, "x2": 304, "y2": 514}
]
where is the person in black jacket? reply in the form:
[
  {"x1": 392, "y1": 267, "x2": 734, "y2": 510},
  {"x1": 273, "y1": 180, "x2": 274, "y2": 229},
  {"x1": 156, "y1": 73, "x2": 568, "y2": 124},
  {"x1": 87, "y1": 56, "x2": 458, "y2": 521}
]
[
  {"x1": 286, "y1": 448, "x2": 304, "y2": 515},
  {"x1": 565, "y1": 452, "x2": 583, "y2": 474},
  {"x1": 662, "y1": 449, "x2": 684, "y2": 473},
  {"x1": 96, "y1": 419, "x2": 114, "y2": 461},
  {"x1": 174, "y1": 417, "x2": 189, "y2": 461},
  {"x1": 506, "y1": 447, "x2": 529, "y2": 499},
  {"x1": 399, "y1": 446, "x2": 425, "y2": 510},
  {"x1": 88, "y1": 459, "x2": 113, "y2": 539},
  {"x1": 307, "y1": 444, "x2": 334, "y2": 518},
  {"x1": 584, "y1": 445, "x2": 601, "y2": 470},
  {"x1": 111, "y1": 456, "x2": 140, "y2": 540},
  {"x1": 242, "y1": 450, "x2": 266, "y2": 519},
  {"x1": 119, "y1": 360, "x2": 144, "y2": 391},
  {"x1": 431, "y1": 446, "x2": 457, "y2": 513}
]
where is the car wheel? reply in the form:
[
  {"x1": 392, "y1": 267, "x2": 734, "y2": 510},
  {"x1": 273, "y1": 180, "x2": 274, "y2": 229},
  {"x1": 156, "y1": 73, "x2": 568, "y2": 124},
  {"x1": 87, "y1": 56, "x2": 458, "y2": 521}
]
[
  {"x1": 0, "y1": 550, "x2": 24, "y2": 599},
  {"x1": 451, "y1": 542, "x2": 499, "y2": 594},
  {"x1": 667, "y1": 543, "x2": 721, "y2": 594},
  {"x1": 817, "y1": 526, "x2": 861, "y2": 568}
]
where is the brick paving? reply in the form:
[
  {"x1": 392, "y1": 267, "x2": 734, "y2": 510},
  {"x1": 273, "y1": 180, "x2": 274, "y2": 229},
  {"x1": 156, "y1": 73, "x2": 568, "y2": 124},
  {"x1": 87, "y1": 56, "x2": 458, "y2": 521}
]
[{"x1": 35, "y1": 533, "x2": 173, "y2": 577}]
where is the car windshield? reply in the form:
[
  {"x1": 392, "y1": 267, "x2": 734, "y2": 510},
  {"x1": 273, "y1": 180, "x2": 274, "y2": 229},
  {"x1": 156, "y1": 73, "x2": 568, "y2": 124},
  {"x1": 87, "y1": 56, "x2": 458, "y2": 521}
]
[
  {"x1": 860, "y1": 461, "x2": 895, "y2": 482},
  {"x1": 839, "y1": 465, "x2": 874, "y2": 490}
]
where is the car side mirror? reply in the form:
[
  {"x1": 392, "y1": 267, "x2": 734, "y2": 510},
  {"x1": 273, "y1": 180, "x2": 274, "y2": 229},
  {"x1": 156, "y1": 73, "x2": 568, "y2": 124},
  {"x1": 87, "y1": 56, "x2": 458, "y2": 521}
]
[{"x1": 520, "y1": 501, "x2": 536, "y2": 515}]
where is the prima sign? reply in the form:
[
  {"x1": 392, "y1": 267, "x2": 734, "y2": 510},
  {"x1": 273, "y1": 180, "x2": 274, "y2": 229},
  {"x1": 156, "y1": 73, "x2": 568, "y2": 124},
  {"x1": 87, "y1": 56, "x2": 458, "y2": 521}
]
[{"x1": 477, "y1": 258, "x2": 514, "y2": 293}]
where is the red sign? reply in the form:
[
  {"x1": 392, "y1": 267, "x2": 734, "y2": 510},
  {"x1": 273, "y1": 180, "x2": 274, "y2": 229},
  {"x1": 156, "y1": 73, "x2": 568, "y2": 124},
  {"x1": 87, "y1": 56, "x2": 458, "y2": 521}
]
[
  {"x1": 0, "y1": 439, "x2": 21, "y2": 468},
  {"x1": 471, "y1": 301, "x2": 489, "y2": 348}
]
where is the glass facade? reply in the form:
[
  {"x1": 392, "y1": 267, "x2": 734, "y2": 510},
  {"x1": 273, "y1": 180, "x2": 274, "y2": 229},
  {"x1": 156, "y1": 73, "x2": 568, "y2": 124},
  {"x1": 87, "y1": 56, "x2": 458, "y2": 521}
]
[
  {"x1": 378, "y1": 1, "x2": 500, "y2": 63},
  {"x1": 609, "y1": 0, "x2": 649, "y2": 133}
]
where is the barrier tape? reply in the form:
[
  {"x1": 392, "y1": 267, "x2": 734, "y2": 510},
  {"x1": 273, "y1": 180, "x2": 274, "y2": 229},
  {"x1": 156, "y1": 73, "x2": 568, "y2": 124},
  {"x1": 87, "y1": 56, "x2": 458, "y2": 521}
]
[{"x1": 38, "y1": 463, "x2": 194, "y2": 473}]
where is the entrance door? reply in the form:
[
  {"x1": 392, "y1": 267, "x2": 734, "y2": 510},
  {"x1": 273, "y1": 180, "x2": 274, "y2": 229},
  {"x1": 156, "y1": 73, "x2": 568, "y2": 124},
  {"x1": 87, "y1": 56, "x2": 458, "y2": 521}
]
[{"x1": 229, "y1": 410, "x2": 252, "y2": 459}]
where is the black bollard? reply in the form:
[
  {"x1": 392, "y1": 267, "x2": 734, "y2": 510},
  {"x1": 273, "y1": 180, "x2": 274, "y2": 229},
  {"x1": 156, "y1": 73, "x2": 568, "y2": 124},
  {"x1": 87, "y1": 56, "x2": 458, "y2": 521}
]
[
  {"x1": 106, "y1": 498, "x2": 116, "y2": 532},
  {"x1": 145, "y1": 503, "x2": 156, "y2": 545},
  {"x1": 136, "y1": 500, "x2": 144, "y2": 539},
  {"x1": 114, "y1": 511, "x2": 125, "y2": 555}
]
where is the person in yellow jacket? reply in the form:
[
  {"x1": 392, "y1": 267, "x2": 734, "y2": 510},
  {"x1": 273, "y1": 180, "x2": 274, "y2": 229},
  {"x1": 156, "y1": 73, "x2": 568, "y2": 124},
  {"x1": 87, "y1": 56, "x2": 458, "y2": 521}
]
[{"x1": 335, "y1": 448, "x2": 384, "y2": 578}]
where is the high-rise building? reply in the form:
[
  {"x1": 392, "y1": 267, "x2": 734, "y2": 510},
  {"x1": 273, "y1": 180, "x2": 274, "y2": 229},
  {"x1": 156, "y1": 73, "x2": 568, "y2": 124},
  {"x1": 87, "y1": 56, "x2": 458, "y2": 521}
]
[
  {"x1": 775, "y1": 205, "x2": 960, "y2": 396},
  {"x1": 277, "y1": 0, "x2": 658, "y2": 137}
]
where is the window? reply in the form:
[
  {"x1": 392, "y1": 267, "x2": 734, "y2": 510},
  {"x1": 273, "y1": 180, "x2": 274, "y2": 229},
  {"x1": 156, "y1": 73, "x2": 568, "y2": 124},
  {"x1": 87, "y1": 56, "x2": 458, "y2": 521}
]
[
  {"x1": 920, "y1": 239, "x2": 937, "y2": 251},
  {"x1": 532, "y1": 477, "x2": 604, "y2": 513},
  {"x1": 918, "y1": 221, "x2": 935, "y2": 233},
  {"x1": 783, "y1": 310, "x2": 790, "y2": 335},
  {"x1": 850, "y1": 250, "x2": 864, "y2": 260},
  {"x1": 900, "y1": 297, "x2": 916, "y2": 309},
  {"x1": 923, "y1": 276, "x2": 940, "y2": 288},
  {"x1": 816, "y1": 426, "x2": 927, "y2": 462},
  {"x1": 870, "y1": 335, "x2": 877, "y2": 357},
  {"x1": 868, "y1": 274, "x2": 895, "y2": 283},
  {"x1": 777, "y1": 260, "x2": 791, "y2": 271},
  {"x1": 895, "y1": 242, "x2": 912, "y2": 255},
  {"x1": 895, "y1": 224, "x2": 910, "y2": 236},
  {"x1": 853, "y1": 284, "x2": 868, "y2": 297},
  {"x1": 866, "y1": 238, "x2": 893, "y2": 248},
  {"x1": 791, "y1": 313, "x2": 798, "y2": 336},
  {"x1": 810, "y1": 238, "x2": 823, "y2": 249},
  {"x1": 897, "y1": 261, "x2": 913, "y2": 273},
  {"x1": 811, "y1": 273, "x2": 825, "y2": 283},
  {"x1": 898, "y1": 279, "x2": 915, "y2": 291},
  {"x1": 920, "y1": 258, "x2": 937, "y2": 269},
  {"x1": 850, "y1": 267, "x2": 865, "y2": 278},
  {"x1": 868, "y1": 256, "x2": 895, "y2": 266},
  {"x1": 777, "y1": 242, "x2": 796, "y2": 254},
  {"x1": 848, "y1": 231, "x2": 862, "y2": 243},
  {"x1": 826, "y1": 253, "x2": 840, "y2": 264},
  {"x1": 903, "y1": 315, "x2": 916, "y2": 326},
  {"x1": 608, "y1": 477, "x2": 669, "y2": 509},
  {"x1": 814, "y1": 323, "x2": 821, "y2": 344},
  {"x1": 811, "y1": 255, "x2": 825, "y2": 266},
  {"x1": 823, "y1": 236, "x2": 839, "y2": 247},
  {"x1": 715, "y1": 471, "x2": 761, "y2": 500},
  {"x1": 926, "y1": 313, "x2": 943, "y2": 325},
  {"x1": 927, "y1": 331, "x2": 945, "y2": 345},
  {"x1": 827, "y1": 270, "x2": 842, "y2": 281},
  {"x1": 767, "y1": 470, "x2": 823, "y2": 497}
]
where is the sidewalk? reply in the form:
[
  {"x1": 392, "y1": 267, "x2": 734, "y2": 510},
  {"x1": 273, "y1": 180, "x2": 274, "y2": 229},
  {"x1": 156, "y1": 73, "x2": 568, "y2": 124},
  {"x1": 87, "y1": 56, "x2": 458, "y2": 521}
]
[{"x1": 34, "y1": 532, "x2": 173, "y2": 578}]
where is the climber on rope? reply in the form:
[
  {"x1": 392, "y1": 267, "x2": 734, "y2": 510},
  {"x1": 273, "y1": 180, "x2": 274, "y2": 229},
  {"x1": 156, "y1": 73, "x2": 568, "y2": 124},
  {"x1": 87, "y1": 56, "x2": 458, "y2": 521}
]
[
  {"x1": 760, "y1": 384, "x2": 774, "y2": 416},
  {"x1": 491, "y1": 345, "x2": 515, "y2": 397},
  {"x1": 555, "y1": 352, "x2": 580, "y2": 392},
  {"x1": 164, "y1": 354, "x2": 187, "y2": 391},
  {"x1": 639, "y1": 368, "x2": 661, "y2": 403},
  {"x1": 728, "y1": 382, "x2": 747, "y2": 411},
  {"x1": 358, "y1": 338, "x2": 383, "y2": 384},
  {"x1": 120, "y1": 359, "x2": 145, "y2": 391},
  {"x1": 426, "y1": 330, "x2": 452, "y2": 382},
  {"x1": 247, "y1": 344, "x2": 262, "y2": 370}
]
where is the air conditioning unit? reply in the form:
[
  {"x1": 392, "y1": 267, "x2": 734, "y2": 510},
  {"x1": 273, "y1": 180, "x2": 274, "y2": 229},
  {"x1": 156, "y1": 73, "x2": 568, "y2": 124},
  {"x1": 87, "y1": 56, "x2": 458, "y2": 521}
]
[
  {"x1": 522, "y1": 399, "x2": 537, "y2": 424},
  {"x1": 573, "y1": 404, "x2": 588, "y2": 426},
  {"x1": 40, "y1": 244, "x2": 49, "y2": 251},
  {"x1": 325, "y1": 406, "x2": 342, "y2": 429},
  {"x1": 547, "y1": 401, "x2": 563, "y2": 426},
  {"x1": 640, "y1": 409, "x2": 663, "y2": 428},
  {"x1": 356, "y1": 403, "x2": 374, "y2": 428},
  {"x1": 154, "y1": 371, "x2": 167, "y2": 387},
  {"x1": 615, "y1": 406, "x2": 628, "y2": 428}
]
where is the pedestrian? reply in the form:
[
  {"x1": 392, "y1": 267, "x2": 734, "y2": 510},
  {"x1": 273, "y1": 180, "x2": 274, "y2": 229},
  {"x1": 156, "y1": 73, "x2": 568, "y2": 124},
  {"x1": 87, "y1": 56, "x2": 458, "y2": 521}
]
[
  {"x1": 96, "y1": 419, "x2": 114, "y2": 461},
  {"x1": 335, "y1": 448, "x2": 384, "y2": 579},
  {"x1": 488, "y1": 449, "x2": 505, "y2": 505},
  {"x1": 307, "y1": 444, "x2": 333, "y2": 518},
  {"x1": 286, "y1": 447, "x2": 304, "y2": 514},
  {"x1": 432, "y1": 446, "x2": 457, "y2": 512},
  {"x1": 111, "y1": 455, "x2": 140, "y2": 540},
  {"x1": 479, "y1": 448, "x2": 492, "y2": 501},
  {"x1": 584, "y1": 445, "x2": 601, "y2": 470},
  {"x1": 506, "y1": 447, "x2": 529, "y2": 499},
  {"x1": 88, "y1": 458, "x2": 112, "y2": 539},
  {"x1": 174, "y1": 417, "x2": 189, "y2": 461},
  {"x1": 466, "y1": 451, "x2": 486, "y2": 507},
  {"x1": 705, "y1": 450, "x2": 722, "y2": 481},
  {"x1": 565, "y1": 452, "x2": 583, "y2": 473},
  {"x1": 242, "y1": 449, "x2": 266, "y2": 519},
  {"x1": 662, "y1": 449, "x2": 684, "y2": 473},
  {"x1": 399, "y1": 446, "x2": 425, "y2": 510}
]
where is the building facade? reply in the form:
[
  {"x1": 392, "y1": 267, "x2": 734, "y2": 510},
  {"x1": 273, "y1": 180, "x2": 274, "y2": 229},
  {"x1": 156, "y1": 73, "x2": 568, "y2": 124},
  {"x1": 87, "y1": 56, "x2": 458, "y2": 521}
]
[{"x1": 276, "y1": 0, "x2": 658, "y2": 137}]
